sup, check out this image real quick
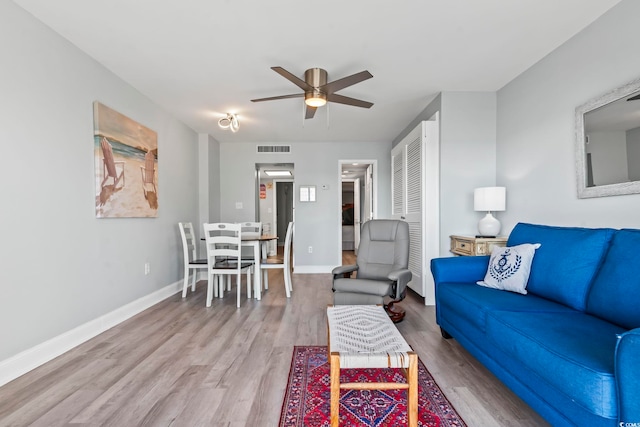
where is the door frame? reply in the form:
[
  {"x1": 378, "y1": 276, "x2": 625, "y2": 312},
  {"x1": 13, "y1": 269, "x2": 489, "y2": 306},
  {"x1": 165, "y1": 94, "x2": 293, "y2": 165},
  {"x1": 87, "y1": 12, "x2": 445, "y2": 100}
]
[
  {"x1": 338, "y1": 159, "x2": 377, "y2": 257},
  {"x1": 272, "y1": 179, "x2": 294, "y2": 243}
]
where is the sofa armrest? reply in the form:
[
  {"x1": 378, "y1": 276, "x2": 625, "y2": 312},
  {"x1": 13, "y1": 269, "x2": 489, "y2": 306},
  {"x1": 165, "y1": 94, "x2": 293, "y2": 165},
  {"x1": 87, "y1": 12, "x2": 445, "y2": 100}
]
[
  {"x1": 615, "y1": 328, "x2": 640, "y2": 426},
  {"x1": 430, "y1": 255, "x2": 490, "y2": 285}
]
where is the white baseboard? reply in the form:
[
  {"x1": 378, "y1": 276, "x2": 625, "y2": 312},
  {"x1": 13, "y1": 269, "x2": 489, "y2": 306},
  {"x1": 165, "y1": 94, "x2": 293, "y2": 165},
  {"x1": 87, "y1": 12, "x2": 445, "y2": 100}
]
[
  {"x1": 0, "y1": 279, "x2": 183, "y2": 387},
  {"x1": 294, "y1": 265, "x2": 335, "y2": 274}
]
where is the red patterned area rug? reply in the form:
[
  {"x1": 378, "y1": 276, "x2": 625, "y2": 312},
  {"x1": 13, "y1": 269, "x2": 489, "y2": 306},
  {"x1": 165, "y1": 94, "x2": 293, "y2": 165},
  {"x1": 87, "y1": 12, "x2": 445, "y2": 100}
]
[{"x1": 279, "y1": 346, "x2": 466, "y2": 427}]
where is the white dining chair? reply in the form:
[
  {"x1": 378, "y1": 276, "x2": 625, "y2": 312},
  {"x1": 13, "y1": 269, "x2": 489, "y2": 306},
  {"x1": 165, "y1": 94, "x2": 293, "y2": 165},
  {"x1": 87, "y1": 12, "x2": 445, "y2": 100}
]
[
  {"x1": 178, "y1": 222, "x2": 208, "y2": 298},
  {"x1": 203, "y1": 222, "x2": 254, "y2": 308},
  {"x1": 239, "y1": 222, "x2": 262, "y2": 292},
  {"x1": 240, "y1": 221, "x2": 262, "y2": 259},
  {"x1": 261, "y1": 221, "x2": 294, "y2": 298}
]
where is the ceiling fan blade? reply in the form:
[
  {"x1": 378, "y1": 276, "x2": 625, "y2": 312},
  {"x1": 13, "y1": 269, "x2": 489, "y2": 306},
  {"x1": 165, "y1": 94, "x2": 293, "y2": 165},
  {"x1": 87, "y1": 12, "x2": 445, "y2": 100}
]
[
  {"x1": 271, "y1": 66, "x2": 314, "y2": 91},
  {"x1": 327, "y1": 93, "x2": 373, "y2": 108},
  {"x1": 251, "y1": 93, "x2": 304, "y2": 102},
  {"x1": 627, "y1": 93, "x2": 640, "y2": 101},
  {"x1": 305, "y1": 105, "x2": 317, "y2": 119},
  {"x1": 321, "y1": 70, "x2": 373, "y2": 94}
]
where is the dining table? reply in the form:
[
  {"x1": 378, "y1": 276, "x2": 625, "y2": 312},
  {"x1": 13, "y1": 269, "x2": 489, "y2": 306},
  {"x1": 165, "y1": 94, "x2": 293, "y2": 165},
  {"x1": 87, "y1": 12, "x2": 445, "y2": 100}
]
[{"x1": 201, "y1": 232, "x2": 278, "y2": 300}]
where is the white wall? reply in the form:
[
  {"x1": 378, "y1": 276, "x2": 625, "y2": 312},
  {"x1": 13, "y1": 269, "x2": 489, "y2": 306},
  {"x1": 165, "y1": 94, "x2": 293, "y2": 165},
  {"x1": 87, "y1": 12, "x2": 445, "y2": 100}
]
[
  {"x1": 497, "y1": 0, "x2": 640, "y2": 231},
  {"x1": 0, "y1": 2, "x2": 200, "y2": 365},
  {"x1": 393, "y1": 92, "x2": 497, "y2": 256},
  {"x1": 219, "y1": 142, "x2": 391, "y2": 272}
]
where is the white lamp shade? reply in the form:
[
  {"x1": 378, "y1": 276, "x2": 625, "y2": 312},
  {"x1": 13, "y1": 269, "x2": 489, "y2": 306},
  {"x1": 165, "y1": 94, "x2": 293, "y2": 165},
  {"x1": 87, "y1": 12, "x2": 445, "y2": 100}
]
[{"x1": 474, "y1": 187, "x2": 506, "y2": 212}]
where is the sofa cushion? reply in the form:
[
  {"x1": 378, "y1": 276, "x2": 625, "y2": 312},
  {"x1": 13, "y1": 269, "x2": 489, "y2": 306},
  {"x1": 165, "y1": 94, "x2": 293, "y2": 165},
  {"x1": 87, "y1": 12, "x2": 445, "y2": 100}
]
[
  {"x1": 437, "y1": 282, "x2": 576, "y2": 332},
  {"x1": 587, "y1": 229, "x2": 640, "y2": 329},
  {"x1": 507, "y1": 223, "x2": 615, "y2": 311},
  {"x1": 477, "y1": 243, "x2": 540, "y2": 294},
  {"x1": 486, "y1": 310, "x2": 626, "y2": 419}
]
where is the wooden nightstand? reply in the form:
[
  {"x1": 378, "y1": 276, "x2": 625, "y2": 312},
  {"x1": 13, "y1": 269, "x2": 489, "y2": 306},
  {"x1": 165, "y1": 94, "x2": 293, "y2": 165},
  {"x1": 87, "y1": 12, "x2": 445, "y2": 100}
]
[{"x1": 450, "y1": 235, "x2": 508, "y2": 256}]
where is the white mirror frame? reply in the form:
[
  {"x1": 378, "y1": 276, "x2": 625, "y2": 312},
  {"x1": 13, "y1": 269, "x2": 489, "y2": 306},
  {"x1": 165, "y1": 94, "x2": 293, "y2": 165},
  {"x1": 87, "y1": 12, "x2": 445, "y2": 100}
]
[{"x1": 576, "y1": 77, "x2": 640, "y2": 198}]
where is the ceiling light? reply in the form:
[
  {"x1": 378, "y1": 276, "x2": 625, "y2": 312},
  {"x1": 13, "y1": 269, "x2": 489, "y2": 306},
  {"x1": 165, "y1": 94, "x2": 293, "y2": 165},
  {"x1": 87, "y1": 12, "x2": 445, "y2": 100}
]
[
  {"x1": 304, "y1": 91, "x2": 327, "y2": 107},
  {"x1": 264, "y1": 170, "x2": 291, "y2": 177},
  {"x1": 218, "y1": 113, "x2": 239, "y2": 132}
]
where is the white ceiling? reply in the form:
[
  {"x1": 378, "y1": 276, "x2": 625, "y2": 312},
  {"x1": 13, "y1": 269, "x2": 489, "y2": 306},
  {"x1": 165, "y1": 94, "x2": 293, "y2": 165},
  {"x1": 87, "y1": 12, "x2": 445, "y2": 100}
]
[{"x1": 13, "y1": 0, "x2": 621, "y2": 144}]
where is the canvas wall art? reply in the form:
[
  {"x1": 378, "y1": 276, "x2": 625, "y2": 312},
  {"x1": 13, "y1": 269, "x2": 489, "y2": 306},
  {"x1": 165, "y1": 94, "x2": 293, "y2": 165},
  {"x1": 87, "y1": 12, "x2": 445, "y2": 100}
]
[{"x1": 93, "y1": 101, "x2": 158, "y2": 218}]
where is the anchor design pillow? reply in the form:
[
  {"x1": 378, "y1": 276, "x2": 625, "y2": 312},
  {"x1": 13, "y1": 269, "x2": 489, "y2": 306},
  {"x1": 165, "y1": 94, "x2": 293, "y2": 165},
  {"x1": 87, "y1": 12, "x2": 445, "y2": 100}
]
[{"x1": 477, "y1": 243, "x2": 541, "y2": 294}]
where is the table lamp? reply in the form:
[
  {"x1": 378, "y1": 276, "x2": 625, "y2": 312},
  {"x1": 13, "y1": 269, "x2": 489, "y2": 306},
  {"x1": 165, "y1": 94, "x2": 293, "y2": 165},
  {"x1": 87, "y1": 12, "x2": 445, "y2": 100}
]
[{"x1": 474, "y1": 187, "x2": 506, "y2": 237}]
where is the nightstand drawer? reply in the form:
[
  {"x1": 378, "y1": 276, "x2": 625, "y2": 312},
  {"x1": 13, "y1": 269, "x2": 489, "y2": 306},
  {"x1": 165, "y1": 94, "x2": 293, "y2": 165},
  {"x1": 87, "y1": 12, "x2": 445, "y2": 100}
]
[
  {"x1": 450, "y1": 235, "x2": 507, "y2": 256},
  {"x1": 451, "y1": 237, "x2": 474, "y2": 256}
]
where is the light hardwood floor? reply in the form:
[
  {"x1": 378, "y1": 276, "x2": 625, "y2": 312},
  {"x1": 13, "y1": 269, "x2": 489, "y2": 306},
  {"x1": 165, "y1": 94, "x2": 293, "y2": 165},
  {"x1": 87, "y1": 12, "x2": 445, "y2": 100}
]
[{"x1": 0, "y1": 254, "x2": 549, "y2": 426}]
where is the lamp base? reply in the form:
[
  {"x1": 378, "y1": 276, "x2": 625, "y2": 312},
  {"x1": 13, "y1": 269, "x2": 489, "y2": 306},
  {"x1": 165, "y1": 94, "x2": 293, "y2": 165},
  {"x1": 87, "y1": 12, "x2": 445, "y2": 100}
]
[{"x1": 478, "y1": 212, "x2": 501, "y2": 237}]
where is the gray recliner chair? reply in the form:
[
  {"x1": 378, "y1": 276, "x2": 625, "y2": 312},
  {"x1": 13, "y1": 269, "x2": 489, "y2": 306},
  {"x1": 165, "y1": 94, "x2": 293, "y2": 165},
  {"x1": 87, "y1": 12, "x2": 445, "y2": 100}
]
[{"x1": 332, "y1": 219, "x2": 412, "y2": 322}]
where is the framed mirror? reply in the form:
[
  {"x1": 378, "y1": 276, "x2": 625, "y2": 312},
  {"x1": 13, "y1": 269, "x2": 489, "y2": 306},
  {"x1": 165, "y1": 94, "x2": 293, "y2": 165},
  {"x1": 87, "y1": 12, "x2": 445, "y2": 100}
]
[{"x1": 576, "y1": 77, "x2": 640, "y2": 198}]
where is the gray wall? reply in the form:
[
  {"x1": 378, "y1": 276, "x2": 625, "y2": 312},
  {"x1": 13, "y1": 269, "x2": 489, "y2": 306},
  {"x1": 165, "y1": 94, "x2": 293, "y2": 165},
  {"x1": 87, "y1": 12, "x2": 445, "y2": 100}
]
[
  {"x1": 627, "y1": 127, "x2": 640, "y2": 181},
  {"x1": 0, "y1": 2, "x2": 200, "y2": 361},
  {"x1": 497, "y1": 0, "x2": 640, "y2": 231},
  {"x1": 440, "y1": 92, "x2": 497, "y2": 254},
  {"x1": 586, "y1": 130, "x2": 628, "y2": 185},
  {"x1": 218, "y1": 142, "x2": 391, "y2": 272},
  {"x1": 199, "y1": 133, "x2": 221, "y2": 228}
]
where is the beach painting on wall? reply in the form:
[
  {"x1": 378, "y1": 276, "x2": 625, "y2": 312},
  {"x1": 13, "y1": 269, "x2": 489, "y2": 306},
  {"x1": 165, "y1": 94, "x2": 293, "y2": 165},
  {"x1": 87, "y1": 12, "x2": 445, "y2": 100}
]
[{"x1": 93, "y1": 101, "x2": 158, "y2": 218}]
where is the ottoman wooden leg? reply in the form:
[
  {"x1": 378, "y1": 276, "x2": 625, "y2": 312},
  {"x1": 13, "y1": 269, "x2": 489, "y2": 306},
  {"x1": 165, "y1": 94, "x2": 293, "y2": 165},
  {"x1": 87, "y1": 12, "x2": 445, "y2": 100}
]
[
  {"x1": 407, "y1": 352, "x2": 418, "y2": 427},
  {"x1": 330, "y1": 352, "x2": 340, "y2": 426}
]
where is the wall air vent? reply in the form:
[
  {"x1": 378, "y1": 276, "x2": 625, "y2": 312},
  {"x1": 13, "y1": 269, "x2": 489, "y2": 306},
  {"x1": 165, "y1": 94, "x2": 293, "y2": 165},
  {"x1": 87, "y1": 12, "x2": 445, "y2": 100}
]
[{"x1": 257, "y1": 145, "x2": 291, "y2": 153}]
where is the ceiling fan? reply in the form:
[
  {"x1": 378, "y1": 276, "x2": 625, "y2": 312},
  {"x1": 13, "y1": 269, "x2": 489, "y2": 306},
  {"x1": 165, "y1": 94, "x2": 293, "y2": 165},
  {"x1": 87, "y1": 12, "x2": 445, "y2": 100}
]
[{"x1": 251, "y1": 66, "x2": 373, "y2": 119}]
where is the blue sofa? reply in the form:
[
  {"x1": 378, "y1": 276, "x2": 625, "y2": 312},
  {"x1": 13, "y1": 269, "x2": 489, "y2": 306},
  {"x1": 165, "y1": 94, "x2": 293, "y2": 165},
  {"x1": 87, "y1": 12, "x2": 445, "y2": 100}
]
[{"x1": 431, "y1": 223, "x2": 640, "y2": 427}]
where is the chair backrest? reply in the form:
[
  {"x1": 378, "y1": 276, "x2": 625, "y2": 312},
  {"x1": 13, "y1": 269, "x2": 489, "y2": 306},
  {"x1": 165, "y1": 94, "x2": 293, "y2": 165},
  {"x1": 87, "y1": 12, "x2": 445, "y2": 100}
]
[
  {"x1": 101, "y1": 137, "x2": 117, "y2": 178},
  {"x1": 283, "y1": 221, "x2": 294, "y2": 264},
  {"x1": 143, "y1": 151, "x2": 155, "y2": 184},
  {"x1": 203, "y1": 222, "x2": 242, "y2": 267},
  {"x1": 356, "y1": 220, "x2": 410, "y2": 280},
  {"x1": 240, "y1": 222, "x2": 262, "y2": 237},
  {"x1": 240, "y1": 222, "x2": 262, "y2": 258},
  {"x1": 179, "y1": 222, "x2": 198, "y2": 264}
]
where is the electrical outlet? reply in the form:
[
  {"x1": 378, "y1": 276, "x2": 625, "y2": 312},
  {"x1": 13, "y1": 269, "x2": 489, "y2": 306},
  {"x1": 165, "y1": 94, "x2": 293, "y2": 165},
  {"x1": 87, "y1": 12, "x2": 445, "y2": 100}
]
[
  {"x1": 308, "y1": 246, "x2": 313, "y2": 253},
  {"x1": 144, "y1": 262, "x2": 150, "y2": 275}
]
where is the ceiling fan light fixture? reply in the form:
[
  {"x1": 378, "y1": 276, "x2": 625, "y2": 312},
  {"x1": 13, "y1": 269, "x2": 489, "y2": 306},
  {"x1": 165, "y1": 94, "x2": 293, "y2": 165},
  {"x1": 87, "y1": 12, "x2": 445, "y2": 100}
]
[
  {"x1": 218, "y1": 113, "x2": 239, "y2": 132},
  {"x1": 304, "y1": 91, "x2": 327, "y2": 107},
  {"x1": 251, "y1": 66, "x2": 373, "y2": 118}
]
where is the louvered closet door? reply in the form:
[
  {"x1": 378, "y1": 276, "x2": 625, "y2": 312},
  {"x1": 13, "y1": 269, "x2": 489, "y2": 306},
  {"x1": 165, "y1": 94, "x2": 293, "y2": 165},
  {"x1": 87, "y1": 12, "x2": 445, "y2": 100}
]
[
  {"x1": 391, "y1": 119, "x2": 440, "y2": 303},
  {"x1": 391, "y1": 124, "x2": 422, "y2": 296},
  {"x1": 391, "y1": 148, "x2": 404, "y2": 217},
  {"x1": 404, "y1": 132, "x2": 423, "y2": 296}
]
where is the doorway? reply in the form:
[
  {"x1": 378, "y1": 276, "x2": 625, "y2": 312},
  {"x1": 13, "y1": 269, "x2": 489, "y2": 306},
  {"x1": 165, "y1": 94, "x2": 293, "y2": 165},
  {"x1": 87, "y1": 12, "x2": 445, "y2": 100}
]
[
  {"x1": 339, "y1": 160, "x2": 376, "y2": 256},
  {"x1": 256, "y1": 163, "x2": 294, "y2": 256},
  {"x1": 275, "y1": 181, "x2": 294, "y2": 246}
]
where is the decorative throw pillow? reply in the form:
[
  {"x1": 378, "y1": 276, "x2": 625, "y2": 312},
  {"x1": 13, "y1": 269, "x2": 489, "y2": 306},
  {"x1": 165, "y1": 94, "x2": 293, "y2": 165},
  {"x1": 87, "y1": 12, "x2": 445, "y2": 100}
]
[{"x1": 477, "y1": 243, "x2": 541, "y2": 294}]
